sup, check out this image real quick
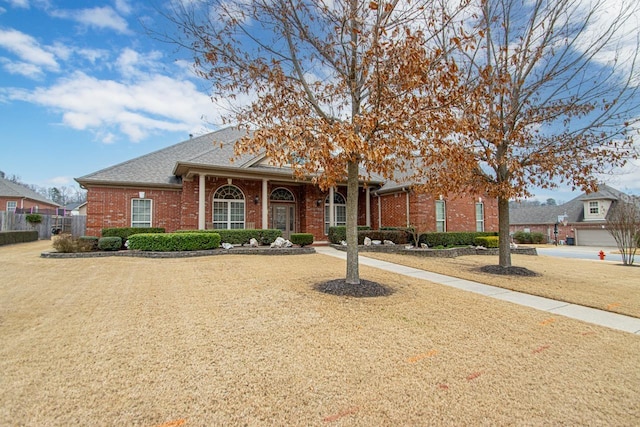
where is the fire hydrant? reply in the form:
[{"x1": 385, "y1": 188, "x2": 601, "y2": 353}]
[{"x1": 598, "y1": 250, "x2": 606, "y2": 260}]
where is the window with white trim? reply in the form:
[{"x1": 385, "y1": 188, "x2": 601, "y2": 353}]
[
  {"x1": 589, "y1": 201, "x2": 599, "y2": 214},
  {"x1": 213, "y1": 185, "x2": 245, "y2": 229},
  {"x1": 475, "y1": 202, "x2": 485, "y2": 232},
  {"x1": 131, "y1": 198, "x2": 152, "y2": 227},
  {"x1": 435, "y1": 200, "x2": 446, "y2": 232},
  {"x1": 325, "y1": 192, "x2": 346, "y2": 235},
  {"x1": 7, "y1": 201, "x2": 17, "y2": 212}
]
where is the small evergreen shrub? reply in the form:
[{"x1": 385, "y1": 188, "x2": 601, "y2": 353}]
[
  {"x1": 290, "y1": 233, "x2": 314, "y2": 247},
  {"x1": 127, "y1": 232, "x2": 221, "y2": 251},
  {"x1": 328, "y1": 226, "x2": 371, "y2": 244},
  {"x1": 513, "y1": 231, "x2": 531, "y2": 244},
  {"x1": 98, "y1": 236, "x2": 123, "y2": 251},
  {"x1": 79, "y1": 236, "x2": 99, "y2": 251},
  {"x1": 25, "y1": 214, "x2": 43, "y2": 224},
  {"x1": 102, "y1": 227, "x2": 165, "y2": 247},
  {"x1": 530, "y1": 232, "x2": 546, "y2": 244},
  {"x1": 474, "y1": 236, "x2": 499, "y2": 248}
]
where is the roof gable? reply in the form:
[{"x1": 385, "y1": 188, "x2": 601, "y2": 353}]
[{"x1": 0, "y1": 177, "x2": 60, "y2": 206}]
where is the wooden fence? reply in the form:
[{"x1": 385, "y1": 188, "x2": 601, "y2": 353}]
[{"x1": 0, "y1": 212, "x2": 86, "y2": 239}]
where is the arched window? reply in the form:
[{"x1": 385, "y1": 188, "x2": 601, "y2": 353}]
[
  {"x1": 324, "y1": 192, "x2": 346, "y2": 235},
  {"x1": 213, "y1": 185, "x2": 245, "y2": 229},
  {"x1": 270, "y1": 188, "x2": 295, "y2": 202}
]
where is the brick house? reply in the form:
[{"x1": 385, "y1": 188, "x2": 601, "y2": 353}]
[
  {"x1": 509, "y1": 184, "x2": 627, "y2": 246},
  {"x1": 0, "y1": 175, "x2": 60, "y2": 214},
  {"x1": 76, "y1": 128, "x2": 498, "y2": 241}
]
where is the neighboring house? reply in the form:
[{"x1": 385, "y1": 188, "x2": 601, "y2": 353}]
[
  {"x1": 0, "y1": 176, "x2": 60, "y2": 214},
  {"x1": 62, "y1": 201, "x2": 87, "y2": 216},
  {"x1": 76, "y1": 127, "x2": 498, "y2": 241},
  {"x1": 509, "y1": 184, "x2": 626, "y2": 246}
]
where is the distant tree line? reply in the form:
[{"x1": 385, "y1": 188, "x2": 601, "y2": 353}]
[
  {"x1": 0, "y1": 170, "x2": 86, "y2": 206},
  {"x1": 509, "y1": 198, "x2": 561, "y2": 209}
]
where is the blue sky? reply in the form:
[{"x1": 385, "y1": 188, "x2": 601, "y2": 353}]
[{"x1": 0, "y1": 0, "x2": 638, "y2": 204}]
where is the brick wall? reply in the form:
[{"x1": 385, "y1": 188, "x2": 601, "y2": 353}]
[
  {"x1": 0, "y1": 197, "x2": 58, "y2": 212},
  {"x1": 373, "y1": 190, "x2": 499, "y2": 232}
]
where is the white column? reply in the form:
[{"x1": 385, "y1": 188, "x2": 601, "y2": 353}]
[
  {"x1": 365, "y1": 187, "x2": 371, "y2": 227},
  {"x1": 261, "y1": 179, "x2": 268, "y2": 229},
  {"x1": 406, "y1": 190, "x2": 410, "y2": 227},
  {"x1": 198, "y1": 174, "x2": 206, "y2": 230},
  {"x1": 329, "y1": 187, "x2": 335, "y2": 227}
]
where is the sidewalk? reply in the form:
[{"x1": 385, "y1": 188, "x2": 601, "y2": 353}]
[{"x1": 314, "y1": 246, "x2": 640, "y2": 335}]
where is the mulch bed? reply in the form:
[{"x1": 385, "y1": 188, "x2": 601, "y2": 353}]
[
  {"x1": 479, "y1": 265, "x2": 540, "y2": 276},
  {"x1": 314, "y1": 278, "x2": 394, "y2": 297}
]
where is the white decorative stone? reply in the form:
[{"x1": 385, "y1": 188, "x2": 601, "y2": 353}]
[
  {"x1": 340, "y1": 240, "x2": 347, "y2": 246},
  {"x1": 222, "y1": 242, "x2": 233, "y2": 250},
  {"x1": 510, "y1": 242, "x2": 518, "y2": 249},
  {"x1": 270, "y1": 237, "x2": 293, "y2": 248},
  {"x1": 405, "y1": 245, "x2": 414, "y2": 249},
  {"x1": 249, "y1": 238, "x2": 259, "y2": 247},
  {"x1": 372, "y1": 240, "x2": 382, "y2": 245},
  {"x1": 364, "y1": 237, "x2": 372, "y2": 246},
  {"x1": 383, "y1": 240, "x2": 395, "y2": 245},
  {"x1": 420, "y1": 243, "x2": 428, "y2": 249}
]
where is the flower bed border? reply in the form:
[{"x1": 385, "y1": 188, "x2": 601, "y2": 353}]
[
  {"x1": 330, "y1": 244, "x2": 537, "y2": 258},
  {"x1": 41, "y1": 246, "x2": 316, "y2": 259}
]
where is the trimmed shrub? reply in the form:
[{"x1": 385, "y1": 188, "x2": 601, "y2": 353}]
[
  {"x1": 358, "y1": 230, "x2": 410, "y2": 244},
  {"x1": 418, "y1": 231, "x2": 499, "y2": 248},
  {"x1": 102, "y1": 227, "x2": 165, "y2": 248},
  {"x1": 474, "y1": 236, "x2": 499, "y2": 248},
  {"x1": 176, "y1": 229, "x2": 281, "y2": 245},
  {"x1": 0, "y1": 230, "x2": 38, "y2": 246},
  {"x1": 79, "y1": 236, "x2": 99, "y2": 251},
  {"x1": 98, "y1": 236, "x2": 123, "y2": 251},
  {"x1": 512, "y1": 231, "x2": 531, "y2": 244},
  {"x1": 328, "y1": 226, "x2": 371, "y2": 244},
  {"x1": 290, "y1": 233, "x2": 314, "y2": 247},
  {"x1": 127, "y1": 232, "x2": 221, "y2": 251},
  {"x1": 531, "y1": 232, "x2": 546, "y2": 244}
]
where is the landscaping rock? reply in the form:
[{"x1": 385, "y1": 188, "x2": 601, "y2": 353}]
[
  {"x1": 249, "y1": 238, "x2": 259, "y2": 247},
  {"x1": 364, "y1": 237, "x2": 372, "y2": 246}
]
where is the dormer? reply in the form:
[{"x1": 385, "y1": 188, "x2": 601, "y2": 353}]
[{"x1": 580, "y1": 185, "x2": 620, "y2": 222}]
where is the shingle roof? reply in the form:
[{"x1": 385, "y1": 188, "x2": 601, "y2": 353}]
[
  {"x1": 0, "y1": 177, "x2": 60, "y2": 206},
  {"x1": 509, "y1": 184, "x2": 625, "y2": 225},
  {"x1": 76, "y1": 128, "x2": 257, "y2": 187}
]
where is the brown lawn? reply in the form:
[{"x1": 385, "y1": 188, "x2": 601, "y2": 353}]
[
  {"x1": 0, "y1": 240, "x2": 639, "y2": 426},
  {"x1": 361, "y1": 251, "x2": 640, "y2": 319}
]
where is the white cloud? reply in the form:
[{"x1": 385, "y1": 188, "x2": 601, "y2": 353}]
[
  {"x1": 115, "y1": 0, "x2": 132, "y2": 15},
  {"x1": 0, "y1": 28, "x2": 59, "y2": 72},
  {"x1": 51, "y1": 6, "x2": 131, "y2": 34},
  {"x1": 115, "y1": 48, "x2": 163, "y2": 78},
  {"x1": 0, "y1": 58, "x2": 44, "y2": 78},
  {"x1": 4, "y1": 0, "x2": 29, "y2": 8},
  {"x1": 5, "y1": 67, "x2": 217, "y2": 142}
]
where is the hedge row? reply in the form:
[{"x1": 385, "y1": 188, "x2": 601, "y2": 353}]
[
  {"x1": 0, "y1": 230, "x2": 39, "y2": 246},
  {"x1": 176, "y1": 229, "x2": 282, "y2": 245},
  {"x1": 128, "y1": 232, "x2": 221, "y2": 251},
  {"x1": 417, "y1": 231, "x2": 498, "y2": 247},
  {"x1": 359, "y1": 230, "x2": 410, "y2": 244},
  {"x1": 327, "y1": 226, "x2": 371, "y2": 244}
]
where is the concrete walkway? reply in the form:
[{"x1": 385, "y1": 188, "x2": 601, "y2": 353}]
[{"x1": 314, "y1": 246, "x2": 640, "y2": 335}]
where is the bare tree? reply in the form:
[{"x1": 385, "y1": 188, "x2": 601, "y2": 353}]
[
  {"x1": 607, "y1": 195, "x2": 640, "y2": 265},
  {"x1": 160, "y1": 0, "x2": 466, "y2": 286},
  {"x1": 413, "y1": 0, "x2": 640, "y2": 268}
]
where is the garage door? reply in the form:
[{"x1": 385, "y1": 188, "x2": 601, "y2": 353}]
[{"x1": 575, "y1": 229, "x2": 617, "y2": 247}]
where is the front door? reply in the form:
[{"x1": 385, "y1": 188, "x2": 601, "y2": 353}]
[{"x1": 272, "y1": 204, "x2": 295, "y2": 239}]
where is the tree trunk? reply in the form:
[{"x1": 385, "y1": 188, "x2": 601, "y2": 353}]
[
  {"x1": 345, "y1": 160, "x2": 360, "y2": 285},
  {"x1": 498, "y1": 195, "x2": 512, "y2": 268}
]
